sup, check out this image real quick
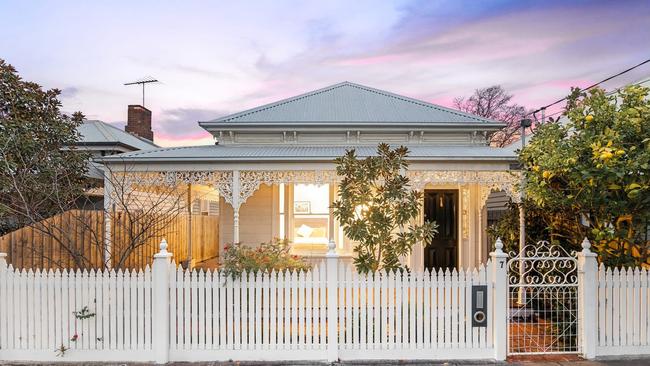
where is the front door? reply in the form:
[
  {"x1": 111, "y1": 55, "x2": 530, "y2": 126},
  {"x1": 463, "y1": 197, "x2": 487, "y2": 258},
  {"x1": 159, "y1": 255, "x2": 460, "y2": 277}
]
[{"x1": 423, "y1": 190, "x2": 458, "y2": 271}]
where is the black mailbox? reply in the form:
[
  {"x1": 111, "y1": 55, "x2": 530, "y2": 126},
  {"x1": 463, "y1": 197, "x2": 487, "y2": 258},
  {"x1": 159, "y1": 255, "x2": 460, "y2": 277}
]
[{"x1": 472, "y1": 285, "x2": 488, "y2": 327}]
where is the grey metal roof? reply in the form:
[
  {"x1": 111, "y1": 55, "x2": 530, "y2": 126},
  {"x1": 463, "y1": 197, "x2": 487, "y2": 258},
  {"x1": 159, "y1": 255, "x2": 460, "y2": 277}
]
[
  {"x1": 77, "y1": 120, "x2": 158, "y2": 151},
  {"x1": 101, "y1": 144, "x2": 516, "y2": 163},
  {"x1": 199, "y1": 82, "x2": 502, "y2": 127}
]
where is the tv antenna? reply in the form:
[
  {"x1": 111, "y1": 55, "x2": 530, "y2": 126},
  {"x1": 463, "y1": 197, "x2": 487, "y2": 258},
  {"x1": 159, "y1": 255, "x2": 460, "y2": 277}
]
[{"x1": 124, "y1": 76, "x2": 159, "y2": 107}]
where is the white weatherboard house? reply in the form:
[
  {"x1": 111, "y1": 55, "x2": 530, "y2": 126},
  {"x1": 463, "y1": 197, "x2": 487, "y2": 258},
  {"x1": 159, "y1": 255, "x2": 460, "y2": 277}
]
[{"x1": 101, "y1": 82, "x2": 521, "y2": 270}]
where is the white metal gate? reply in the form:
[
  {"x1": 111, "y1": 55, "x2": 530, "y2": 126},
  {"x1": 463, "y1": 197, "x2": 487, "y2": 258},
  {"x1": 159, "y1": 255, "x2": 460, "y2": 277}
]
[{"x1": 507, "y1": 241, "x2": 579, "y2": 355}]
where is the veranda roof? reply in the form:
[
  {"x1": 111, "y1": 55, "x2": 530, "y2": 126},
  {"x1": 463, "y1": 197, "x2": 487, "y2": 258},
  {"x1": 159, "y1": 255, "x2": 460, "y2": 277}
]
[{"x1": 100, "y1": 144, "x2": 516, "y2": 163}]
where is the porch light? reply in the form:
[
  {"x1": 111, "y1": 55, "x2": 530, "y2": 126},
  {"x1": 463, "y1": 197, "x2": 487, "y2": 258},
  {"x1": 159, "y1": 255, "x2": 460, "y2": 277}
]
[{"x1": 519, "y1": 118, "x2": 532, "y2": 129}]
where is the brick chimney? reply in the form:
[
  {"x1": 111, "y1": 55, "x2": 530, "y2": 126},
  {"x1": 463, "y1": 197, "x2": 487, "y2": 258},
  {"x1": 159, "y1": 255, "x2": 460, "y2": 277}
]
[{"x1": 125, "y1": 105, "x2": 154, "y2": 141}]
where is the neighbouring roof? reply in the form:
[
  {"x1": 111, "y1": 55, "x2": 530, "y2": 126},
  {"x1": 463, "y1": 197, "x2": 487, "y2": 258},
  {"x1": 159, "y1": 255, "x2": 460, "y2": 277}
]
[
  {"x1": 199, "y1": 81, "x2": 503, "y2": 128},
  {"x1": 101, "y1": 144, "x2": 516, "y2": 163},
  {"x1": 76, "y1": 120, "x2": 159, "y2": 151}
]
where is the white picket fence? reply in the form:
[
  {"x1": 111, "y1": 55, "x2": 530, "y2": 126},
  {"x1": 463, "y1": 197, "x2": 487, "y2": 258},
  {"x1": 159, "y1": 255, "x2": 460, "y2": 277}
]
[
  {"x1": 596, "y1": 264, "x2": 650, "y2": 356},
  {"x1": 0, "y1": 266, "x2": 154, "y2": 362},
  {"x1": 336, "y1": 265, "x2": 493, "y2": 360},
  {"x1": 0, "y1": 240, "x2": 649, "y2": 363},
  {"x1": 167, "y1": 263, "x2": 494, "y2": 361},
  {"x1": 168, "y1": 267, "x2": 330, "y2": 361}
]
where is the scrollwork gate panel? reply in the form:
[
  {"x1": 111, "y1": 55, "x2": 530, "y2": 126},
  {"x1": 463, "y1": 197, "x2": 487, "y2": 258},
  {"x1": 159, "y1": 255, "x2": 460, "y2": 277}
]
[{"x1": 507, "y1": 241, "x2": 579, "y2": 355}]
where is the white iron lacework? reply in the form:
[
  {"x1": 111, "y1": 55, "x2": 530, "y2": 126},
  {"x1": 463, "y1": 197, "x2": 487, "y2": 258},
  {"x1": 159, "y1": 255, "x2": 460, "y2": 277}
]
[
  {"x1": 114, "y1": 170, "x2": 234, "y2": 203},
  {"x1": 113, "y1": 170, "x2": 520, "y2": 209},
  {"x1": 507, "y1": 241, "x2": 579, "y2": 355},
  {"x1": 461, "y1": 187, "x2": 470, "y2": 239},
  {"x1": 233, "y1": 170, "x2": 341, "y2": 207},
  {"x1": 407, "y1": 171, "x2": 522, "y2": 203}
]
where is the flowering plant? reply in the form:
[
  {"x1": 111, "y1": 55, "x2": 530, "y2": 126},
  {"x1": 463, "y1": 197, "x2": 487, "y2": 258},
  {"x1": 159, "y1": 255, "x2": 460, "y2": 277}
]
[{"x1": 221, "y1": 238, "x2": 311, "y2": 278}]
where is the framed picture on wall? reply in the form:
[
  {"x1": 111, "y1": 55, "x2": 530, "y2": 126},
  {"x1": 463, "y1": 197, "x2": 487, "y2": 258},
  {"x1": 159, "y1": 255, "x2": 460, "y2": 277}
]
[{"x1": 294, "y1": 201, "x2": 311, "y2": 214}]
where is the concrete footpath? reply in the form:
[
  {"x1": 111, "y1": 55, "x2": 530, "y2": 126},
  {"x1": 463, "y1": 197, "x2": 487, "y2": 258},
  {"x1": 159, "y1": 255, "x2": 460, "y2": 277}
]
[{"x1": 2, "y1": 358, "x2": 650, "y2": 366}]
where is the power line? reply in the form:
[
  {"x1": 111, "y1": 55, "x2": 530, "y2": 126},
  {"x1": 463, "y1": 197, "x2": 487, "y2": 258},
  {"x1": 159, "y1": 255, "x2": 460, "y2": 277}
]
[{"x1": 528, "y1": 57, "x2": 650, "y2": 117}]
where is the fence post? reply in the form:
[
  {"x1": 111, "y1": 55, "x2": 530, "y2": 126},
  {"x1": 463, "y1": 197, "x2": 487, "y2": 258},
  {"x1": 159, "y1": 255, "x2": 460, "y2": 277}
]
[
  {"x1": 0, "y1": 251, "x2": 6, "y2": 277},
  {"x1": 490, "y1": 238, "x2": 508, "y2": 361},
  {"x1": 326, "y1": 240, "x2": 339, "y2": 362},
  {"x1": 0, "y1": 251, "x2": 6, "y2": 353},
  {"x1": 152, "y1": 239, "x2": 173, "y2": 364},
  {"x1": 577, "y1": 237, "x2": 598, "y2": 359}
]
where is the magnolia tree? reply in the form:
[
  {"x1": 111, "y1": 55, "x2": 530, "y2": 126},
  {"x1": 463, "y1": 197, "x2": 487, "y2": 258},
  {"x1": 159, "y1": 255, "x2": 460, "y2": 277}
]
[
  {"x1": 0, "y1": 58, "x2": 89, "y2": 234},
  {"x1": 520, "y1": 85, "x2": 650, "y2": 266},
  {"x1": 332, "y1": 143, "x2": 437, "y2": 273}
]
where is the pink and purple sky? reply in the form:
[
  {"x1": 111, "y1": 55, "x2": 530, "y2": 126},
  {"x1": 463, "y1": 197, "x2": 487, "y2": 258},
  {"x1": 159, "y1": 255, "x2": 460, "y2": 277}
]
[{"x1": 1, "y1": 1, "x2": 649, "y2": 146}]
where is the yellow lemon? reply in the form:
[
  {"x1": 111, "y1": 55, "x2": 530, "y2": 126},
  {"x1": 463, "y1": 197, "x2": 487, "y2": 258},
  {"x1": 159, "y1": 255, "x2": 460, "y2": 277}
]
[
  {"x1": 600, "y1": 151, "x2": 613, "y2": 160},
  {"x1": 585, "y1": 115, "x2": 594, "y2": 122},
  {"x1": 542, "y1": 171, "x2": 551, "y2": 179},
  {"x1": 615, "y1": 149, "x2": 625, "y2": 156}
]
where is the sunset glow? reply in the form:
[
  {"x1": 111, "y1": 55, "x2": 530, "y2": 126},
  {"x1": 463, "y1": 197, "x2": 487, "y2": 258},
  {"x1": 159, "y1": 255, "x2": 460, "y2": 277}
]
[{"x1": 1, "y1": 0, "x2": 649, "y2": 146}]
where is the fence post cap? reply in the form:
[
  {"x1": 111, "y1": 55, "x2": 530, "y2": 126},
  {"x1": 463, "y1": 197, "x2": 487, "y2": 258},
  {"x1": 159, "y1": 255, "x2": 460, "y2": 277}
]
[
  {"x1": 490, "y1": 237, "x2": 508, "y2": 259},
  {"x1": 581, "y1": 237, "x2": 591, "y2": 252},
  {"x1": 495, "y1": 237, "x2": 504, "y2": 251},
  {"x1": 326, "y1": 239, "x2": 337, "y2": 257},
  {"x1": 580, "y1": 237, "x2": 597, "y2": 258},
  {"x1": 154, "y1": 238, "x2": 172, "y2": 259}
]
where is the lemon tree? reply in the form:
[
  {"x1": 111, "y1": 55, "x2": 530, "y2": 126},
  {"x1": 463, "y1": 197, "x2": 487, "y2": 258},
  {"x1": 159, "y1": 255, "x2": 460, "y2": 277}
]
[{"x1": 521, "y1": 85, "x2": 650, "y2": 266}]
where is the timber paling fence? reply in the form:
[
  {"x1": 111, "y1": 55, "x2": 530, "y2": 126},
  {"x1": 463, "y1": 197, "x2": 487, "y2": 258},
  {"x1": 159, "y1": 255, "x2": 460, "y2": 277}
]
[
  {"x1": 0, "y1": 210, "x2": 219, "y2": 270},
  {"x1": 0, "y1": 240, "x2": 649, "y2": 363}
]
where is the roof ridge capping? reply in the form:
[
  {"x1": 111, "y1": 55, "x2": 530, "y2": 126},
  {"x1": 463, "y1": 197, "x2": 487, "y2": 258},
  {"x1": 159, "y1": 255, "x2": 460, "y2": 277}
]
[{"x1": 199, "y1": 81, "x2": 502, "y2": 125}]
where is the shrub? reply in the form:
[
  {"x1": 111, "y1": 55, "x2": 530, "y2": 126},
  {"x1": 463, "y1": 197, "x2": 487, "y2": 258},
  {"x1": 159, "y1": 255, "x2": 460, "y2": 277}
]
[
  {"x1": 332, "y1": 143, "x2": 437, "y2": 273},
  {"x1": 221, "y1": 239, "x2": 311, "y2": 278}
]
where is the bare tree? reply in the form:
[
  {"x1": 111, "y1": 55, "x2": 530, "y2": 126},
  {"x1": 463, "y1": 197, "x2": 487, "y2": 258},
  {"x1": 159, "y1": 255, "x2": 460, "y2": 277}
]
[
  {"x1": 0, "y1": 156, "x2": 191, "y2": 270},
  {"x1": 101, "y1": 165, "x2": 188, "y2": 269},
  {"x1": 454, "y1": 85, "x2": 530, "y2": 147}
]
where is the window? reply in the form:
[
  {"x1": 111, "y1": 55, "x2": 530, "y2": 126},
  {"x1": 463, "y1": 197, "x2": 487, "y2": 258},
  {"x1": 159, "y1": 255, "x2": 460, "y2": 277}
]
[
  {"x1": 191, "y1": 198, "x2": 219, "y2": 216},
  {"x1": 292, "y1": 184, "x2": 329, "y2": 246}
]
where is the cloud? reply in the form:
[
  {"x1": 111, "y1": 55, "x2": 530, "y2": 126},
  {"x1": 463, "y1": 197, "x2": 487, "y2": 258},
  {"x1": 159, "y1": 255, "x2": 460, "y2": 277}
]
[
  {"x1": 4, "y1": 0, "x2": 649, "y2": 147},
  {"x1": 60, "y1": 86, "x2": 80, "y2": 98},
  {"x1": 153, "y1": 107, "x2": 229, "y2": 142},
  {"x1": 249, "y1": 0, "x2": 650, "y2": 115}
]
